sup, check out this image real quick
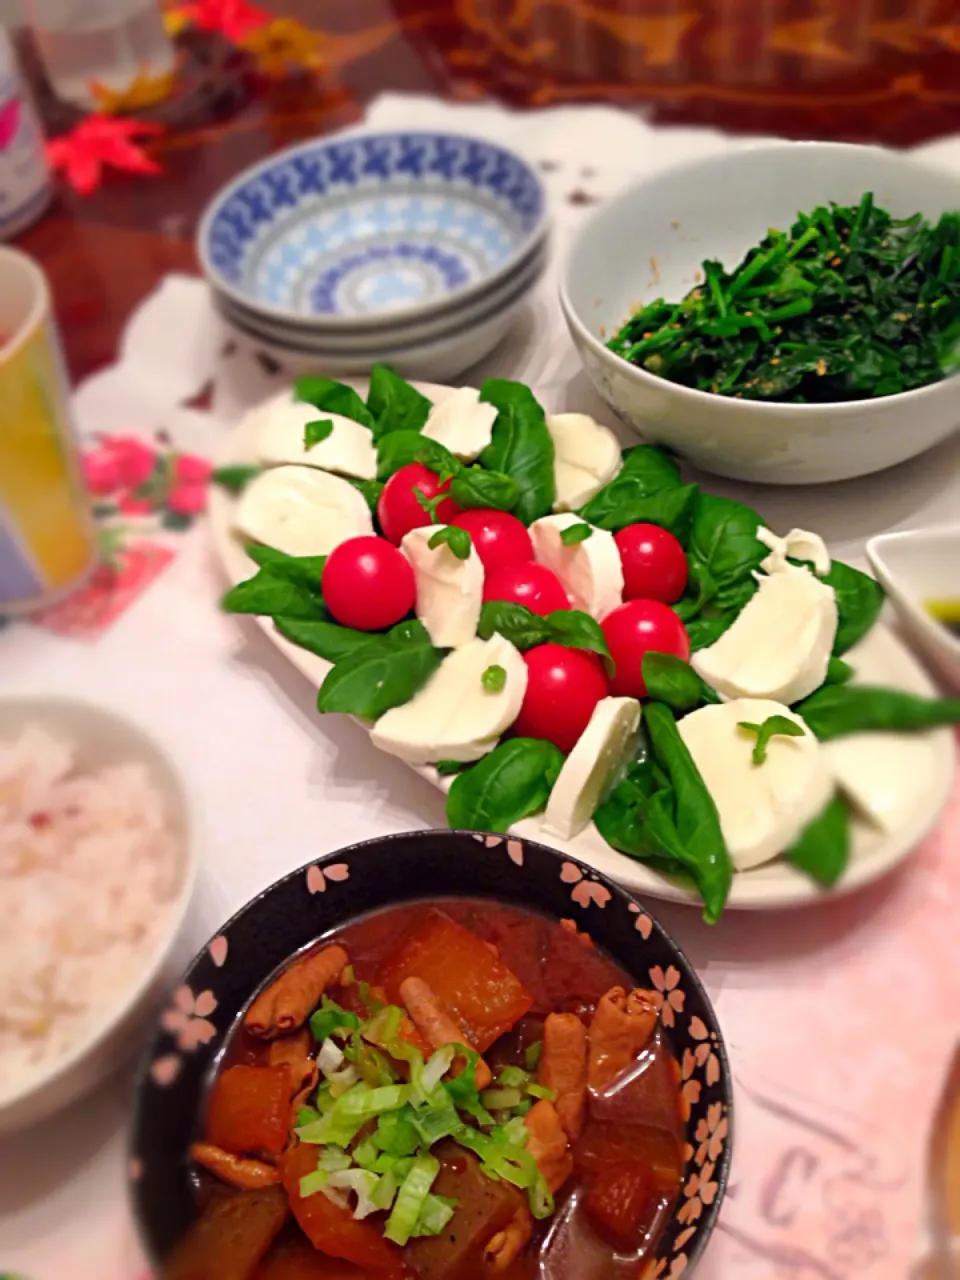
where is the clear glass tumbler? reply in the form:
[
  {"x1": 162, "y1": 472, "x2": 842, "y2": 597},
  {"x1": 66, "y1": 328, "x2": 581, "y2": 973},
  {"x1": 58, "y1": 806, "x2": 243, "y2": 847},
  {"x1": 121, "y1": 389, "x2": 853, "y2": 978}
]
[{"x1": 19, "y1": 0, "x2": 175, "y2": 111}]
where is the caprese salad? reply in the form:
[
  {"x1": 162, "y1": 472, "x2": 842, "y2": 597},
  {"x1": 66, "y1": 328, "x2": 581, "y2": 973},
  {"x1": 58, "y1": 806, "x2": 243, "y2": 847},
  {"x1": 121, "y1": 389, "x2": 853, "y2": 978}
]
[{"x1": 218, "y1": 365, "x2": 960, "y2": 922}]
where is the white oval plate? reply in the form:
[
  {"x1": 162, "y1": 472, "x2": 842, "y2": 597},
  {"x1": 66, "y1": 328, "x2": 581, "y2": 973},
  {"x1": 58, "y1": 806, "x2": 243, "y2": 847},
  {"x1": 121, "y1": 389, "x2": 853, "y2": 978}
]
[{"x1": 209, "y1": 381, "x2": 957, "y2": 911}]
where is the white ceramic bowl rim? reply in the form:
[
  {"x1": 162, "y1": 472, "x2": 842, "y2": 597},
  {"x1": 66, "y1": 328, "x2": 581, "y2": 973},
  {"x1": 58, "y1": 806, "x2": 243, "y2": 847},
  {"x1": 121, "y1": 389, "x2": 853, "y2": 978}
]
[
  {"x1": 198, "y1": 129, "x2": 550, "y2": 331},
  {"x1": 0, "y1": 697, "x2": 197, "y2": 1117},
  {"x1": 561, "y1": 140, "x2": 960, "y2": 419}
]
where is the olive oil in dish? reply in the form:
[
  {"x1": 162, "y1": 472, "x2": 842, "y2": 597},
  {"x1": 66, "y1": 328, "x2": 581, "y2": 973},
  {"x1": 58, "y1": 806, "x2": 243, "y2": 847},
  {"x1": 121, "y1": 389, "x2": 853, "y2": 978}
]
[{"x1": 926, "y1": 599, "x2": 960, "y2": 641}]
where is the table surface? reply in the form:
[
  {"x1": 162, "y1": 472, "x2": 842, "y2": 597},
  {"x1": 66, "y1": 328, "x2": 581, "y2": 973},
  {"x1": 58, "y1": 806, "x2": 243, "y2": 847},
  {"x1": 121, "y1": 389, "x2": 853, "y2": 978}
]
[{"x1": 11, "y1": 0, "x2": 960, "y2": 383}]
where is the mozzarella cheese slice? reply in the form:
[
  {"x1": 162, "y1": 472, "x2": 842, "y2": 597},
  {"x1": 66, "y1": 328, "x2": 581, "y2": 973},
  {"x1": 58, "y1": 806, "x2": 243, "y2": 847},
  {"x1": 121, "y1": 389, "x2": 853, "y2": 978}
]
[
  {"x1": 370, "y1": 635, "x2": 527, "y2": 765},
  {"x1": 401, "y1": 525, "x2": 484, "y2": 649},
  {"x1": 529, "y1": 513, "x2": 623, "y2": 620},
  {"x1": 824, "y1": 731, "x2": 939, "y2": 833},
  {"x1": 692, "y1": 564, "x2": 837, "y2": 705},
  {"x1": 251, "y1": 390, "x2": 377, "y2": 480},
  {"x1": 757, "y1": 525, "x2": 831, "y2": 576},
  {"x1": 544, "y1": 697, "x2": 642, "y2": 840},
  {"x1": 234, "y1": 464, "x2": 373, "y2": 557},
  {"x1": 545, "y1": 412, "x2": 622, "y2": 510},
  {"x1": 678, "y1": 698, "x2": 834, "y2": 871},
  {"x1": 421, "y1": 386, "x2": 498, "y2": 461}
]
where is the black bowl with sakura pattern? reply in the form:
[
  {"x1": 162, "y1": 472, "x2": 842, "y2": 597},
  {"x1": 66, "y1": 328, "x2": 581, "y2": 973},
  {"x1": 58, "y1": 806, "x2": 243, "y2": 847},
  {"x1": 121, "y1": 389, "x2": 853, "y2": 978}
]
[{"x1": 129, "y1": 829, "x2": 733, "y2": 1277}]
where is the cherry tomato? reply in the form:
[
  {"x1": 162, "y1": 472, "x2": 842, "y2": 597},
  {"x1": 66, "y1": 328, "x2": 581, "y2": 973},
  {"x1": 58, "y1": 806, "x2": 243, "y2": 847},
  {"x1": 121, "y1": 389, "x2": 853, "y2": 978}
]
[
  {"x1": 614, "y1": 523, "x2": 688, "y2": 604},
  {"x1": 483, "y1": 561, "x2": 569, "y2": 617},
  {"x1": 377, "y1": 463, "x2": 461, "y2": 546},
  {"x1": 513, "y1": 644, "x2": 609, "y2": 753},
  {"x1": 323, "y1": 536, "x2": 415, "y2": 631},
  {"x1": 601, "y1": 599, "x2": 690, "y2": 698},
  {"x1": 450, "y1": 508, "x2": 534, "y2": 573}
]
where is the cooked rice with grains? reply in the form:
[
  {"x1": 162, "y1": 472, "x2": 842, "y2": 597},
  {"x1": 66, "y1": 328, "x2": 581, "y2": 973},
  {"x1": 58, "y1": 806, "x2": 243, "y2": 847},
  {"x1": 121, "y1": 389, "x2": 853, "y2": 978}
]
[{"x1": 0, "y1": 724, "x2": 181, "y2": 1097}]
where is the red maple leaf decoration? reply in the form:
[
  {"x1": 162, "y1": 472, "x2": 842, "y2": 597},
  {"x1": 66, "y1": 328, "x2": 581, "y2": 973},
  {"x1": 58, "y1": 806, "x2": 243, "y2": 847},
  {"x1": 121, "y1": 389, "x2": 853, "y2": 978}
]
[
  {"x1": 182, "y1": 0, "x2": 269, "y2": 42},
  {"x1": 46, "y1": 116, "x2": 165, "y2": 195}
]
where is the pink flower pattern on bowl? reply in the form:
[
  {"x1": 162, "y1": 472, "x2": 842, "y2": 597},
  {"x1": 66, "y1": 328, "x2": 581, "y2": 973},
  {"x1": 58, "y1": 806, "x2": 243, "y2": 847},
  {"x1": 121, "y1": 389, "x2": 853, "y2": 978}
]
[
  {"x1": 160, "y1": 985, "x2": 218, "y2": 1051},
  {"x1": 559, "y1": 860, "x2": 613, "y2": 909},
  {"x1": 649, "y1": 964, "x2": 685, "y2": 1028}
]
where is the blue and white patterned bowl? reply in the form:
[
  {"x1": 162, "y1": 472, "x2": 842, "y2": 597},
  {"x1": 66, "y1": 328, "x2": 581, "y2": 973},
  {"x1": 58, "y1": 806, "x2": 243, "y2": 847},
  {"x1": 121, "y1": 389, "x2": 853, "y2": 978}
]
[{"x1": 198, "y1": 131, "x2": 548, "y2": 329}]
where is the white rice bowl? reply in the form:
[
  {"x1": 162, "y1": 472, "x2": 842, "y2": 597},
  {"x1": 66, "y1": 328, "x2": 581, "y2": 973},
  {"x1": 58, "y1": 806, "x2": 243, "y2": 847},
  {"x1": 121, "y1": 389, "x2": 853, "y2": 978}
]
[{"x1": 0, "y1": 699, "x2": 194, "y2": 1133}]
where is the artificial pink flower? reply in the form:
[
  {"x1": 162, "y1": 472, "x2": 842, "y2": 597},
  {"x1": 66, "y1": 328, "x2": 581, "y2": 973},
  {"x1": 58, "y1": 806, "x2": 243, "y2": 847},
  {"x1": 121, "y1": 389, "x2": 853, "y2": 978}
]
[
  {"x1": 174, "y1": 453, "x2": 212, "y2": 485},
  {"x1": 166, "y1": 482, "x2": 207, "y2": 516},
  {"x1": 105, "y1": 435, "x2": 157, "y2": 489},
  {"x1": 117, "y1": 493, "x2": 154, "y2": 516},
  {"x1": 81, "y1": 450, "x2": 120, "y2": 495}
]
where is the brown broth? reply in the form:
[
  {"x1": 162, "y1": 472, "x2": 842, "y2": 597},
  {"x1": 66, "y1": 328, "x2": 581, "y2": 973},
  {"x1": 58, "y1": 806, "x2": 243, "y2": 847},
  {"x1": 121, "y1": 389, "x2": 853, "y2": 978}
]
[{"x1": 201, "y1": 900, "x2": 686, "y2": 1280}]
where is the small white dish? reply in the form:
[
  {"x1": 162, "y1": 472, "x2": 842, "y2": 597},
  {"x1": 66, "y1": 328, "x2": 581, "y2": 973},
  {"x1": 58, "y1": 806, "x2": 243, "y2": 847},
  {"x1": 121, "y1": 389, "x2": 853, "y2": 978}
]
[
  {"x1": 209, "y1": 380, "x2": 956, "y2": 912},
  {"x1": 867, "y1": 527, "x2": 960, "y2": 689},
  {"x1": 0, "y1": 697, "x2": 196, "y2": 1134},
  {"x1": 561, "y1": 142, "x2": 960, "y2": 485}
]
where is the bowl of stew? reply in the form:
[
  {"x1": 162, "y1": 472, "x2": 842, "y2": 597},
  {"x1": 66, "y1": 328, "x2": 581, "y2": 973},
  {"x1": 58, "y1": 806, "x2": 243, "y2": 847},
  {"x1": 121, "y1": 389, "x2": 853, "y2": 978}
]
[{"x1": 129, "y1": 830, "x2": 732, "y2": 1279}]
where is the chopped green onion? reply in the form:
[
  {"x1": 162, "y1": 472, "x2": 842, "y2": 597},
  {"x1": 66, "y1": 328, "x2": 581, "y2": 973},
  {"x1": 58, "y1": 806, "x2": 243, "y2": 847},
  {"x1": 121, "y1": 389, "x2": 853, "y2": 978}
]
[
  {"x1": 446, "y1": 1047, "x2": 494, "y2": 1126},
  {"x1": 413, "y1": 1194, "x2": 458, "y2": 1238},
  {"x1": 412, "y1": 1093, "x2": 462, "y2": 1146},
  {"x1": 526, "y1": 1083, "x2": 557, "y2": 1101},
  {"x1": 309, "y1": 997, "x2": 360, "y2": 1044},
  {"x1": 352, "y1": 1137, "x2": 380, "y2": 1169},
  {"x1": 502, "y1": 1116, "x2": 529, "y2": 1146},
  {"x1": 511, "y1": 1096, "x2": 533, "y2": 1118},
  {"x1": 481, "y1": 1087, "x2": 523, "y2": 1110},
  {"x1": 385, "y1": 1154, "x2": 441, "y2": 1246},
  {"x1": 524, "y1": 1042, "x2": 543, "y2": 1071},
  {"x1": 362, "y1": 1004, "x2": 403, "y2": 1049},
  {"x1": 299, "y1": 1169, "x2": 329, "y2": 1199},
  {"x1": 456, "y1": 1128, "x2": 553, "y2": 1219},
  {"x1": 497, "y1": 1066, "x2": 529, "y2": 1089},
  {"x1": 296, "y1": 1105, "x2": 321, "y2": 1128},
  {"x1": 326, "y1": 1168, "x2": 382, "y2": 1219},
  {"x1": 375, "y1": 1106, "x2": 421, "y2": 1158},
  {"x1": 372, "y1": 1169, "x2": 399, "y2": 1211},
  {"x1": 421, "y1": 1045, "x2": 457, "y2": 1094},
  {"x1": 298, "y1": 1082, "x2": 409, "y2": 1147},
  {"x1": 318, "y1": 1147, "x2": 352, "y2": 1172}
]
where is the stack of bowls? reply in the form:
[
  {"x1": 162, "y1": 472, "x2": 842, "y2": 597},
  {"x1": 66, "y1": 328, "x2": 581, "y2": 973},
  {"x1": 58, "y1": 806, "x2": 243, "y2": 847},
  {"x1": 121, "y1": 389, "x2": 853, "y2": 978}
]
[{"x1": 198, "y1": 130, "x2": 549, "y2": 382}]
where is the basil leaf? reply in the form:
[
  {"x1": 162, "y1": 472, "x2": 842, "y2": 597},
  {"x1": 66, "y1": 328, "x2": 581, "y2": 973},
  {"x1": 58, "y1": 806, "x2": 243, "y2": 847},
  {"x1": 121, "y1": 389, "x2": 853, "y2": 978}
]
[
  {"x1": 689, "y1": 494, "x2": 766, "y2": 588},
  {"x1": 825, "y1": 655, "x2": 855, "y2": 686},
  {"x1": 446, "y1": 738, "x2": 564, "y2": 832},
  {"x1": 685, "y1": 611, "x2": 737, "y2": 652},
  {"x1": 428, "y1": 526, "x2": 472, "y2": 560},
  {"x1": 560, "y1": 523, "x2": 592, "y2": 546},
  {"x1": 737, "y1": 715, "x2": 805, "y2": 764},
  {"x1": 221, "y1": 549, "x2": 326, "y2": 619},
  {"x1": 212, "y1": 464, "x2": 260, "y2": 494},
  {"x1": 295, "y1": 377, "x2": 375, "y2": 428},
  {"x1": 795, "y1": 684, "x2": 960, "y2": 741},
  {"x1": 275, "y1": 615, "x2": 374, "y2": 663},
  {"x1": 617, "y1": 444, "x2": 682, "y2": 489},
  {"x1": 367, "y1": 364, "x2": 432, "y2": 438},
  {"x1": 674, "y1": 559, "x2": 717, "y2": 621},
  {"x1": 482, "y1": 664, "x2": 507, "y2": 692},
  {"x1": 222, "y1": 572, "x2": 324, "y2": 619},
  {"x1": 304, "y1": 419, "x2": 334, "y2": 449},
  {"x1": 712, "y1": 575, "x2": 758, "y2": 613},
  {"x1": 785, "y1": 795, "x2": 850, "y2": 886},
  {"x1": 377, "y1": 431, "x2": 461, "y2": 482},
  {"x1": 545, "y1": 610, "x2": 614, "y2": 674},
  {"x1": 642, "y1": 653, "x2": 718, "y2": 713},
  {"x1": 245, "y1": 546, "x2": 327, "y2": 587},
  {"x1": 478, "y1": 379, "x2": 555, "y2": 524},
  {"x1": 449, "y1": 467, "x2": 520, "y2": 513},
  {"x1": 819, "y1": 560, "x2": 884, "y2": 655},
  {"x1": 435, "y1": 760, "x2": 470, "y2": 777},
  {"x1": 478, "y1": 601, "x2": 551, "y2": 650},
  {"x1": 347, "y1": 477, "x2": 384, "y2": 514},
  {"x1": 644, "y1": 702, "x2": 733, "y2": 924},
  {"x1": 579, "y1": 483, "x2": 699, "y2": 541},
  {"x1": 317, "y1": 623, "x2": 443, "y2": 719}
]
